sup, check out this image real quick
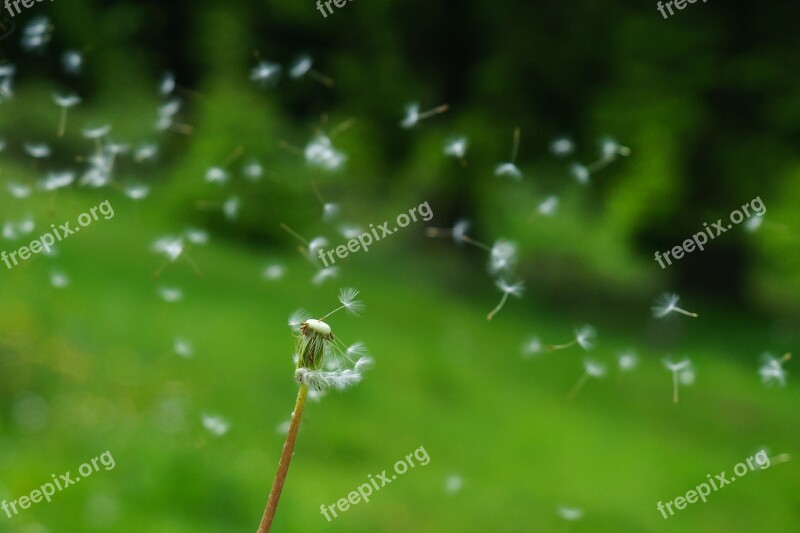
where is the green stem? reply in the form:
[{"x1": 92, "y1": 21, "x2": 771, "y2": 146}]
[{"x1": 258, "y1": 384, "x2": 309, "y2": 532}]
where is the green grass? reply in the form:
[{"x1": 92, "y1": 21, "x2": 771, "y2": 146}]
[{"x1": 0, "y1": 191, "x2": 797, "y2": 532}]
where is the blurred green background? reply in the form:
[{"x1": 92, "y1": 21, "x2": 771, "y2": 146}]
[{"x1": 0, "y1": 0, "x2": 798, "y2": 531}]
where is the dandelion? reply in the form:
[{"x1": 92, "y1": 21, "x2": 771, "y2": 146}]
[
  {"x1": 53, "y1": 93, "x2": 81, "y2": 137},
  {"x1": 494, "y1": 128, "x2": 522, "y2": 180},
  {"x1": 152, "y1": 236, "x2": 201, "y2": 279},
  {"x1": 39, "y1": 171, "x2": 74, "y2": 191},
  {"x1": 545, "y1": 325, "x2": 597, "y2": 352},
  {"x1": 258, "y1": 289, "x2": 372, "y2": 531},
  {"x1": 400, "y1": 102, "x2": 449, "y2": 129},
  {"x1": 486, "y1": 278, "x2": 524, "y2": 321},
  {"x1": 312, "y1": 267, "x2": 338, "y2": 286},
  {"x1": 652, "y1": 292, "x2": 698, "y2": 318},
  {"x1": 521, "y1": 337, "x2": 542, "y2": 358},
  {"x1": 567, "y1": 359, "x2": 606, "y2": 401},
  {"x1": 62, "y1": 50, "x2": 82, "y2": 75},
  {"x1": 663, "y1": 358, "x2": 692, "y2": 403},
  {"x1": 201, "y1": 414, "x2": 230, "y2": 436},
  {"x1": 339, "y1": 224, "x2": 364, "y2": 240},
  {"x1": 550, "y1": 137, "x2": 574, "y2": 157},
  {"x1": 758, "y1": 352, "x2": 791, "y2": 387},
  {"x1": 289, "y1": 54, "x2": 335, "y2": 87},
  {"x1": 537, "y1": 196, "x2": 559, "y2": 216}
]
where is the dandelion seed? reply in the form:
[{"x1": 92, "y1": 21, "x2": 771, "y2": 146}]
[
  {"x1": 308, "y1": 237, "x2": 328, "y2": 260},
  {"x1": 570, "y1": 163, "x2": 590, "y2": 185},
  {"x1": 158, "y1": 287, "x2": 183, "y2": 303},
  {"x1": 289, "y1": 54, "x2": 334, "y2": 87},
  {"x1": 153, "y1": 237, "x2": 185, "y2": 263},
  {"x1": 201, "y1": 414, "x2": 230, "y2": 436},
  {"x1": 174, "y1": 338, "x2": 193, "y2": 358},
  {"x1": 50, "y1": 271, "x2": 69, "y2": 288},
  {"x1": 7, "y1": 182, "x2": 31, "y2": 199},
  {"x1": 550, "y1": 137, "x2": 574, "y2": 157},
  {"x1": 82, "y1": 124, "x2": 112, "y2": 140},
  {"x1": 312, "y1": 267, "x2": 338, "y2": 286},
  {"x1": 53, "y1": 93, "x2": 81, "y2": 137},
  {"x1": 205, "y1": 167, "x2": 228, "y2": 184},
  {"x1": 759, "y1": 352, "x2": 791, "y2": 387},
  {"x1": 537, "y1": 195, "x2": 559, "y2": 216},
  {"x1": 62, "y1": 50, "x2": 82, "y2": 75},
  {"x1": 39, "y1": 171, "x2": 75, "y2": 191},
  {"x1": 567, "y1": 359, "x2": 606, "y2": 401},
  {"x1": 160, "y1": 72, "x2": 176, "y2": 96},
  {"x1": 584, "y1": 137, "x2": 631, "y2": 174},
  {"x1": 400, "y1": 102, "x2": 449, "y2": 129},
  {"x1": 745, "y1": 216, "x2": 764, "y2": 233},
  {"x1": 134, "y1": 143, "x2": 159, "y2": 162},
  {"x1": 339, "y1": 225, "x2": 364, "y2": 239},
  {"x1": 263, "y1": 264, "x2": 286, "y2": 281},
  {"x1": 243, "y1": 160, "x2": 263, "y2": 181},
  {"x1": 557, "y1": 506, "x2": 583, "y2": 522},
  {"x1": 223, "y1": 196, "x2": 240, "y2": 220},
  {"x1": 185, "y1": 228, "x2": 208, "y2": 245},
  {"x1": 250, "y1": 61, "x2": 281, "y2": 87},
  {"x1": 275, "y1": 420, "x2": 291, "y2": 435},
  {"x1": 545, "y1": 325, "x2": 597, "y2": 352},
  {"x1": 663, "y1": 358, "x2": 692, "y2": 403},
  {"x1": 21, "y1": 17, "x2": 52, "y2": 51},
  {"x1": 494, "y1": 128, "x2": 522, "y2": 180},
  {"x1": 304, "y1": 135, "x2": 346, "y2": 171},
  {"x1": 617, "y1": 351, "x2": 638, "y2": 372},
  {"x1": 318, "y1": 287, "x2": 365, "y2": 318},
  {"x1": 489, "y1": 239, "x2": 518, "y2": 275},
  {"x1": 652, "y1": 292, "x2": 698, "y2": 318},
  {"x1": 425, "y1": 219, "x2": 490, "y2": 250},
  {"x1": 123, "y1": 184, "x2": 151, "y2": 201},
  {"x1": 445, "y1": 475, "x2": 463, "y2": 494},
  {"x1": 486, "y1": 278, "x2": 524, "y2": 321},
  {"x1": 23, "y1": 143, "x2": 51, "y2": 159},
  {"x1": 521, "y1": 337, "x2": 542, "y2": 358},
  {"x1": 444, "y1": 136, "x2": 468, "y2": 162}
]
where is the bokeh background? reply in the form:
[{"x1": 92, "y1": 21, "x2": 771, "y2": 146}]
[{"x1": 0, "y1": 0, "x2": 799, "y2": 531}]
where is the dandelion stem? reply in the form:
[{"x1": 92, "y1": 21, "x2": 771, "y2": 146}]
[
  {"x1": 309, "y1": 69, "x2": 335, "y2": 87},
  {"x1": 461, "y1": 236, "x2": 492, "y2": 252},
  {"x1": 258, "y1": 384, "x2": 309, "y2": 533},
  {"x1": 510, "y1": 127, "x2": 520, "y2": 164},
  {"x1": 567, "y1": 372, "x2": 590, "y2": 401},
  {"x1": 280, "y1": 223, "x2": 309, "y2": 246},
  {"x1": 673, "y1": 307, "x2": 698, "y2": 318},
  {"x1": 486, "y1": 292, "x2": 509, "y2": 321},
  {"x1": 417, "y1": 104, "x2": 449, "y2": 120}
]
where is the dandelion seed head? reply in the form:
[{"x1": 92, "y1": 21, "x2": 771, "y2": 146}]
[
  {"x1": 250, "y1": 61, "x2": 282, "y2": 86},
  {"x1": 521, "y1": 337, "x2": 542, "y2": 358},
  {"x1": 263, "y1": 264, "x2": 286, "y2": 281},
  {"x1": 82, "y1": 125, "x2": 111, "y2": 139},
  {"x1": 445, "y1": 475, "x2": 463, "y2": 494},
  {"x1": 494, "y1": 162, "x2": 522, "y2": 180},
  {"x1": 62, "y1": 50, "x2": 83, "y2": 74},
  {"x1": 304, "y1": 135, "x2": 346, "y2": 171},
  {"x1": 205, "y1": 167, "x2": 228, "y2": 184},
  {"x1": 745, "y1": 216, "x2": 764, "y2": 233},
  {"x1": 489, "y1": 239, "x2": 518, "y2": 274},
  {"x1": 537, "y1": 196, "x2": 559, "y2": 216},
  {"x1": 223, "y1": 196, "x2": 240, "y2": 220},
  {"x1": 23, "y1": 143, "x2": 50, "y2": 159},
  {"x1": 7, "y1": 182, "x2": 32, "y2": 199},
  {"x1": 158, "y1": 287, "x2": 183, "y2": 303},
  {"x1": 312, "y1": 267, "x2": 338, "y2": 286},
  {"x1": 243, "y1": 160, "x2": 263, "y2": 180},
  {"x1": 617, "y1": 351, "x2": 638, "y2": 371},
  {"x1": 759, "y1": 352, "x2": 789, "y2": 387},
  {"x1": 53, "y1": 93, "x2": 80, "y2": 108},
  {"x1": 160, "y1": 72, "x2": 176, "y2": 96},
  {"x1": 40, "y1": 171, "x2": 74, "y2": 191},
  {"x1": 174, "y1": 338, "x2": 192, "y2": 358},
  {"x1": 400, "y1": 103, "x2": 421, "y2": 129},
  {"x1": 557, "y1": 506, "x2": 583, "y2": 521},
  {"x1": 663, "y1": 358, "x2": 691, "y2": 372},
  {"x1": 652, "y1": 292, "x2": 681, "y2": 318},
  {"x1": 584, "y1": 359, "x2": 607, "y2": 378},
  {"x1": 308, "y1": 237, "x2": 328, "y2": 259},
  {"x1": 497, "y1": 278, "x2": 525, "y2": 297},
  {"x1": 452, "y1": 219, "x2": 470, "y2": 245},
  {"x1": 153, "y1": 237, "x2": 184, "y2": 262},
  {"x1": 289, "y1": 55, "x2": 313, "y2": 79},
  {"x1": 50, "y1": 271, "x2": 69, "y2": 288}
]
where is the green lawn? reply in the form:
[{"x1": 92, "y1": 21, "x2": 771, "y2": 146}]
[{"x1": 0, "y1": 191, "x2": 797, "y2": 532}]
